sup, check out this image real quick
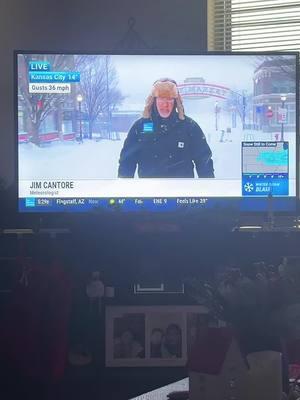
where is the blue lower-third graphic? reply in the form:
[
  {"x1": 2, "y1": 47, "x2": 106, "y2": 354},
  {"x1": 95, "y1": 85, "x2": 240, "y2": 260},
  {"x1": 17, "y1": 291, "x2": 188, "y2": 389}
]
[{"x1": 242, "y1": 174, "x2": 288, "y2": 196}]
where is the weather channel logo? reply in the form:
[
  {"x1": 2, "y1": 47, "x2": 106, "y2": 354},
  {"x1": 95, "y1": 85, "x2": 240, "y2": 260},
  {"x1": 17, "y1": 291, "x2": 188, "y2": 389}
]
[
  {"x1": 143, "y1": 122, "x2": 154, "y2": 133},
  {"x1": 25, "y1": 198, "x2": 36, "y2": 207}
]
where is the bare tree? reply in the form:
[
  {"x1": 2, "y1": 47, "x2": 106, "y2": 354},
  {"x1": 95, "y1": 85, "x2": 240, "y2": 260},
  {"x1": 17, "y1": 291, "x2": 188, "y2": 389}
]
[
  {"x1": 18, "y1": 54, "x2": 124, "y2": 144},
  {"x1": 77, "y1": 56, "x2": 124, "y2": 139},
  {"x1": 18, "y1": 54, "x2": 97, "y2": 145},
  {"x1": 18, "y1": 54, "x2": 74, "y2": 144},
  {"x1": 74, "y1": 55, "x2": 98, "y2": 70}
]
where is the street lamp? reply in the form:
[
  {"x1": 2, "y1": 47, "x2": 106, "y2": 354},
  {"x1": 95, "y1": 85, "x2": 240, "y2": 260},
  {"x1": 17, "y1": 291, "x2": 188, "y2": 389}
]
[
  {"x1": 242, "y1": 94, "x2": 246, "y2": 130},
  {"x1": 77, "y1": 94, "x2": 83, "y2": 142},
  {"x1": 280, "y1": 94, "x2": 287, "y2": 141},
  {"x1": 215, "y1": 101, "x2": 219, "y2": 131}
]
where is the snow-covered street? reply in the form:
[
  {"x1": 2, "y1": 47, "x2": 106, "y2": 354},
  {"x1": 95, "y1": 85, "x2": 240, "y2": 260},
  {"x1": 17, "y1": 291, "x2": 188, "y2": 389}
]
[{"x1": 19, "y1": 109, "x2": 296, "y2": 181}]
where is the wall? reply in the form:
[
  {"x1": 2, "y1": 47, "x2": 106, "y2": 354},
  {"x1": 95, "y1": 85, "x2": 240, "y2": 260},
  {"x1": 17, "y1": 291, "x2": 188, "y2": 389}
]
[{"x1": 0, "y1": 0, "x2": 207, "y2": 184}]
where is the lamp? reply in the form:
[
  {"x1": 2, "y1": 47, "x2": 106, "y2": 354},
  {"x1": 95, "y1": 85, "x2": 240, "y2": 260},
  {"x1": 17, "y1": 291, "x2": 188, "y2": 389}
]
[
  {"x1": 280, "y1": 94, "x2": 287, "y2": 141},
  {"x1": 76, "y1": 94, "x2": 83, "y2": 103},
  {"x1": 77, "y1": 94, "x2": 83, "y2": 142}
]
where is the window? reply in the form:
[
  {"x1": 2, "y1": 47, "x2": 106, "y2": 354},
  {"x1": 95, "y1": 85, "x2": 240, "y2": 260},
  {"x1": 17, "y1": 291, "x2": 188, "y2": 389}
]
[
  {"x1": 272, "y1": 80, "x2": 296, "y2": 94},
  {"x1": 208, "y1": 0, "x2": 300, "y2": 51}
]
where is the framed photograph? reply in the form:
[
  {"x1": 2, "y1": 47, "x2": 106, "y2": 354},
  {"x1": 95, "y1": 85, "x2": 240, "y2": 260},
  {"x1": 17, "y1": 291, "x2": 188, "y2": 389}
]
[
  {"x1": 106, "y1": 305, "x2": 208, "y2": 367},
  {"x1": 113, "y1": 313, "x2": 145, "y2": 360}
]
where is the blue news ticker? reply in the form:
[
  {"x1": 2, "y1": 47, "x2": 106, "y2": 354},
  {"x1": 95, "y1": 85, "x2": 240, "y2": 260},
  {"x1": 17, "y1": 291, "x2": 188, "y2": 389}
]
[
  {"x1": 29, "y1": 71, "x2": 80, "y2": 83},
  {"x1": 19, "y1": 197, "x2": 296, "y2": 213}
]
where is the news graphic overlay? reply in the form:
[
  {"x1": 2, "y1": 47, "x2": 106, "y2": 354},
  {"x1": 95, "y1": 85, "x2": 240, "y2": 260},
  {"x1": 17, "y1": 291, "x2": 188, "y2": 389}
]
[
  {"x1": 242, "y1": 142, "x2": 289, "y2": 196},
  {"x1": 28, "y1": 60, "x2": 80, "y2": 94},
  {"x1": 17, "y1": 53, "x2": 297, "y2": 212}
]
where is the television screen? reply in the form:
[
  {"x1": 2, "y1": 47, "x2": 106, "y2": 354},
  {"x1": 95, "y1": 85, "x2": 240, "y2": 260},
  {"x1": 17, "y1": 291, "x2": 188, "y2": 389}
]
[{"x1": 16, "y1": 52, "x2": 298, "y2": 212}]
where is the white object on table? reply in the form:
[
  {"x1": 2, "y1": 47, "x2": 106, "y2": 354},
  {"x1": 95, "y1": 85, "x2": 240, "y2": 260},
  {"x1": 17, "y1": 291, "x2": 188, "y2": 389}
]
[{"x1": 129, "y1": 378, "x2": 188, "y2": 400}]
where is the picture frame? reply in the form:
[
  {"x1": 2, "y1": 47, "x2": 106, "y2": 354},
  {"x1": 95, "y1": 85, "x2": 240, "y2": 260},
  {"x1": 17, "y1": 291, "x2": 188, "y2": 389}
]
[{"x1": 105, "y1": 305, "x2": 208, "y2": 367}]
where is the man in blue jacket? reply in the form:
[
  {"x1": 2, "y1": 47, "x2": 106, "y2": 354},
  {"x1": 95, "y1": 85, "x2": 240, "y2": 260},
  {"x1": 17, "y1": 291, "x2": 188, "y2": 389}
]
[{"x1": 118, "y1": 78, "x2": 214, "y2": 178}]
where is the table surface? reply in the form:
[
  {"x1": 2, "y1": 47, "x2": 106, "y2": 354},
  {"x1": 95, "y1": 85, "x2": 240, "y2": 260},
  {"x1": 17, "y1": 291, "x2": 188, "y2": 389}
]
[{"x1": 129, "y1": 378, "x2": 189, "y2": 400}]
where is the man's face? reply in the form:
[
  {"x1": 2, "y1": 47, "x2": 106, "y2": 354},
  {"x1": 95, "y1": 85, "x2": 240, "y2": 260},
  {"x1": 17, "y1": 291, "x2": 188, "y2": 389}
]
[{"x1": 156, "y1": 97, "x2": 175, "y2": 118}]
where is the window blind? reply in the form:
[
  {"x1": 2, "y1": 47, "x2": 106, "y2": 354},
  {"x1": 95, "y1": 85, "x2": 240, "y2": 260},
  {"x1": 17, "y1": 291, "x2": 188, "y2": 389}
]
[{"x1": 208, "y1": 0, "x2": 300, "y2": 51}]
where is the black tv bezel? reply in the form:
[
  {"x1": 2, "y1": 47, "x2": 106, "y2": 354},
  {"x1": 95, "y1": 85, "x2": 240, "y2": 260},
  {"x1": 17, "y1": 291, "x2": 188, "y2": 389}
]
[{"x1": 14, "y1": 50, "x2": 299, "y2": 216}]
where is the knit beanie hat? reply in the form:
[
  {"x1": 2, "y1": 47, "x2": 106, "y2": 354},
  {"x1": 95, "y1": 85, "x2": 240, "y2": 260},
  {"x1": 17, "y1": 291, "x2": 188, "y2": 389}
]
[{"x1": 143, "y1": 78, "x2": 185, "y2": 120}]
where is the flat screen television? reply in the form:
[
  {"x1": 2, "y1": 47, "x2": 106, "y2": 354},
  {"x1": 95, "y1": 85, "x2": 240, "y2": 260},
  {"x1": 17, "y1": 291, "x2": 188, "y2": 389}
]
[{"x1": 16, "y1": 52, "x2": 298, "y2": 213}]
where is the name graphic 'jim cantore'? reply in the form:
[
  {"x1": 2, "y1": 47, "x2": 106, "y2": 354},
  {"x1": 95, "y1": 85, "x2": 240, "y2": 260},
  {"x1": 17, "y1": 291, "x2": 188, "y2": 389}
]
[
  {"x1": 28, "y1": 61, "x2": 80, "y2": 83},
  {"x1": 30, "y1": 181, "x2": 75, "y2": 189}
]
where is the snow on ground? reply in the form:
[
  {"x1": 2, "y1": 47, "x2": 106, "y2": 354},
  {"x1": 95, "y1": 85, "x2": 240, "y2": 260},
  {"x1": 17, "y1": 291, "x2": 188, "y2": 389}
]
[
  {"x1": 19, "y1": 112, "x2": 296, "y2": 181},
  {"x1": 191, "y1": 111, "x2": 296, "y2": 181},
  {"x1": 19, "y1": 136, "x2": 126, "y2": 180}
]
